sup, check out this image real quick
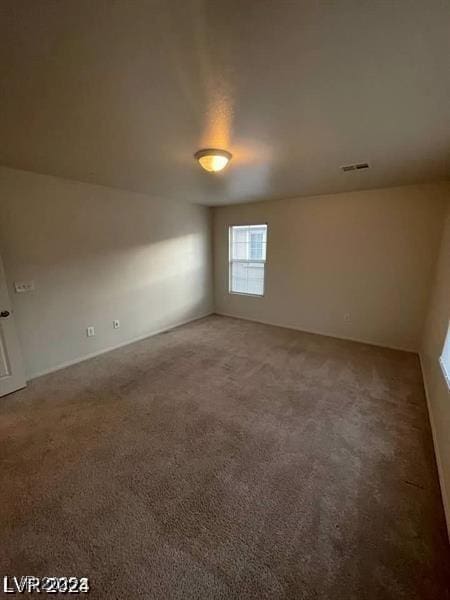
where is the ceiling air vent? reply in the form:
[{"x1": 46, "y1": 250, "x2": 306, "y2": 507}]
[{"x1": 341, "y1": 162, "x2": 370, "y2": 172}]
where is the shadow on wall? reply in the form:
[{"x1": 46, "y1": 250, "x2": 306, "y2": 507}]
[
  {"x1": 19, "y1": 261, "x2": 212, "y2": 379},
  {"x1": 0, "y1": 167, "x2": 213, "y2": 379},
  {"x1": 0, "y1": 167, "x2": 208, "y2": 259}
]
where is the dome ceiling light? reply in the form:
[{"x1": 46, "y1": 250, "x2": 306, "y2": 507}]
[{"x1": 194, "y1": 148, "x2": 232, "y2": 173}]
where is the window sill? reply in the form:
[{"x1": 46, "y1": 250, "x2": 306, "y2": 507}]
[{"x1": 229, "y1": 291, "x2": 264, "y2": 298}]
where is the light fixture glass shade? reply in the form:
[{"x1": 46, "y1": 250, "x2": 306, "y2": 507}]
[{"x1": 195, "y1": 149, "x2": 232, "y2": 172}]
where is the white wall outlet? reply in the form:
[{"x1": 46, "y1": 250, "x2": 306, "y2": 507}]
[
  {"x1": 14, "y1": 281, "x2": 35, "y2": 293},
  {"x1": 344, "y1": 313, "x2": 351, "y2": 322},
  {"x1": 86, "y1": 326, "x2": 95, "y2": 337},
  {"x1": 113, "y1": 320, "x2": 120, "y2": 329}
]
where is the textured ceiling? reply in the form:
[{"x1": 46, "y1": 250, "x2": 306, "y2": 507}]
[{"x1": 0, "y1": 0, "x2": 449, "y2": 206}]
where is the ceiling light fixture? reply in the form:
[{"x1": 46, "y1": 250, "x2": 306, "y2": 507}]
[{"x1": 194, "y1": 148, "x2": 232, "y2": 173}]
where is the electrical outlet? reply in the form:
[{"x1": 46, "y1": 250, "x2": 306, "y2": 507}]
[
  {"x1": 14, "y1": 281, "x2": 35, "y2": 293},
  {"x1": 113, "y1": 320, "x2": 120, "y2": 329},
  {"x1": 344, "y1": 313, "x2": 351, "y2": 323},
  {"x1": 86, "y1": 326, "x2": 95, "y2": 337}
]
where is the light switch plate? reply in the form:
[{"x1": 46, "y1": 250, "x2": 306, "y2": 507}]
[{"x1": 14, "y1": 281, "x2": 35, "y2": 293}]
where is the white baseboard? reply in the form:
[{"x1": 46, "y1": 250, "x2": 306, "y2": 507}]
[
  {"x1": 419, "y1": 353, "x2": 450, "y2": 539},
  {"x1": 214, "y1": 311, "x2": 417, "y2": 353},
  {"x1": 29, "y1": 312, "x2": 213, "y2": 380}
]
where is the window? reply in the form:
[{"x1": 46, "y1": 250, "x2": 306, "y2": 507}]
[
  {"x1": 440, "y1": 322, "x2": 450, "y2": 390},
  {"x1": 229, "y1": 224, "x2": 267, "y2": 296}
]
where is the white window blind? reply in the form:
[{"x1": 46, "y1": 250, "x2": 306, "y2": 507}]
[
  {"x1": 229, "y1": 224, "x2": 267, "y2": 296},
  {"x1": 440, "y1": 322, "x2": 450, "y2": 390}
]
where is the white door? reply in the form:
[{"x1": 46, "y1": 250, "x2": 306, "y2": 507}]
[{"x1": 0, "y1": 254, "x2": 26, "y2": 396}]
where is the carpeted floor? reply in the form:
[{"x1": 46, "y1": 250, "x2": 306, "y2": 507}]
[{"x1": 0, "y1": 315, "x2": 449, "y2": 599}]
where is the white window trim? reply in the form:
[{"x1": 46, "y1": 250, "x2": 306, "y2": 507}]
[
  {"x1": 439, "y1": 323, "x2": 450, "y2": 391},
  {"x1": 439, "y1": 356, "x2": 450, "y2": 390},
  {"x1": 228, "y1": 224, "x2": 268, "y2": 297},
  {"x1": 439, "y1": 321, "x2": 450, "y2": 392}
]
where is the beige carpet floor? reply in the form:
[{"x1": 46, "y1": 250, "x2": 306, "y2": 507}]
[{"x1": 0, "y1": 315, "x2": 449, "y2": 599}]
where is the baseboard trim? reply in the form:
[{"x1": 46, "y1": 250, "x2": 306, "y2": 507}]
[
  {"x1": 419, "y1": 353, "x2": 450, "y2": 539},
  {"x1": 214, "y1": 312, "x2": 417, "y2": 353},
  {"x1": 29, "y1": 312, "x2": 214, "y2": 380}
]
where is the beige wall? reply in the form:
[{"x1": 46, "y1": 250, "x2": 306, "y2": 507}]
[
  {"x1": 0, "y1": 167, "x2": 213, "y2": 378},
  {"x1": 214, "y1": 184, "x2": 449, "y2": 351},
  {"x1": 421, "y1": 201, "x2": 450, "y2": 533}
]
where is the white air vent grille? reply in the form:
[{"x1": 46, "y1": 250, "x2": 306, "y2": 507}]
[{"x1": 341, "y1": 162, "x2": 370, "y2": 172}]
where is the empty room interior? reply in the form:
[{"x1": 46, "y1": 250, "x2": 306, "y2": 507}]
[{"x1": 1, "y1": 1, "x2": 450, "y2": 598}]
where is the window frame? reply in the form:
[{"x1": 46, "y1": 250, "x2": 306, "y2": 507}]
[
  {"x1": 228, "y1": 223, "x2": 268, "y2": 298},
  {"x1": 439, "y1": 322, "x2": 450, "y2": 391}
]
